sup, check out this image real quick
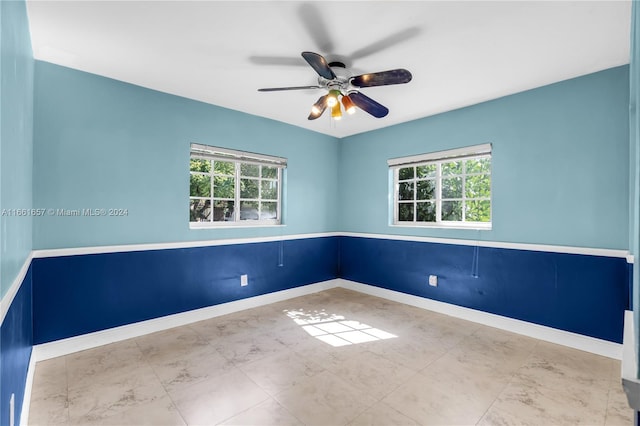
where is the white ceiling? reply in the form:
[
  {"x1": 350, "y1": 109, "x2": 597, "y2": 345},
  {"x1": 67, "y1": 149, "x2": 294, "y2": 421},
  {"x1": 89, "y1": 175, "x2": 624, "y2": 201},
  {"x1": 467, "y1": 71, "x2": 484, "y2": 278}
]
[{"x1": 26, "y1": 1, "x2": 631, "y2": 139}]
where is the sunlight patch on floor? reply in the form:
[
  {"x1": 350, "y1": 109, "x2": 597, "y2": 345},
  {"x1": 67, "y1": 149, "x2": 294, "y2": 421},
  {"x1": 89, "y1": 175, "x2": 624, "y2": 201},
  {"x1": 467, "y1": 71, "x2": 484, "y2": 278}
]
[{"x1": 284, "y1": 308, "x2": 397, "y2": 347}]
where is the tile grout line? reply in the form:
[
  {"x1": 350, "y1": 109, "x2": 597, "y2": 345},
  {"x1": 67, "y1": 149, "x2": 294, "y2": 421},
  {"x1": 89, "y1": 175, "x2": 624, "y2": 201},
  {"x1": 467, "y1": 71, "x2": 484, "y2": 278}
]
[
  {"x1": 349, "y1": 360, "x2": 426, "y2": 426},
  {"x1": 132, "y1": 336, "x2": 190, "y2": 426},
  {"x1": 304, "y1": 367, "x2": 376, "y2": 426},
  {"x1": 603, "y1": 363, "x2": 624, "y2": 426},
  {"x1": 182, "y1": 318, "x2": 301, "y2": 425},
  {"x1": 63, "y1": 354, "x2": 71, "y2": 423},
  {"x1": 603, "y1": 385, "x2": 614, "y2": 426},
  {"x1": 216, "y1": 363, "x2": 304, "y2": 426},
  {"x1": 473, "y1": 338, "x2": 543, "y2": 425},
  {"x1": 211, "y1": 375, "x2": 272, "y2": 426},
  {"x1": 337, "y1": 348, "x2": 405, "y2": 425}
]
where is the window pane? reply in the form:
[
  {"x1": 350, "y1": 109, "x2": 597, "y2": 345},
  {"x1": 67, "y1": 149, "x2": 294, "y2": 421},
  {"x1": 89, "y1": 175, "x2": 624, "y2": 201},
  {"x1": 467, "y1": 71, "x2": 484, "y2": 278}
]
[
  {"x1": 190, "y1": 158, "x2": 211, "y2": 173},
  {"x1": 442, "y1": 200, "x2": 462, "y2": 221},
  {"x1": 416, "y1": 202, "x2": 436, "y2": 222},
  {"x1": 213, "y1": 200, "x2": 234, "y2": 222},
  {"x1": 398, "y1": 167, "x2": 414, "y2": 180},
  {"x1": 465, "y1": 174, "x2": 491, "y2": 198},
  {"x1": 262, "y1": 166, "x2": 277, "y2": 179},
  {"x1": 398, "y1": 182, "x2": 414, "y2": 201},
  {"x1": 392, "y1": 150, "x2": 491, "y2": 227},
  {"x1": 240, "y1": 179, "x2": 259, "y2": 199},
  {"x1": 213, "y1": 161, "x2": 234, "y2": 176},
  {"x1": 190, "y1": 148, "x2": 283, "y2": 226},
  {"x1": 261, "y1": 202, "x2": 277, "y2": 220},
  {"x1": 190, "y1": 174, "x2": 211, "y2": 197},
  {"x1": 213, "y1": 176, "x2": 235, "y2": 198},
  {"x1": 241, "y1": 163, "x2": 260, "y2": 177},
  {"x1": 416, "y1": 179, "x2": 435, "y2": 200},
  {"x1": 442, "y1": 161, "x2": 462, "y2": 175},
  {"x1": 416, "y1": 164, "x2": 436, "y2": 178},
  {"x1": 190, "y1": 199, "x2": 211, "y2": 222},
  {"x1": 465, "y1": 158, "x2": 491, "y2": 174},
  {"x1": 466, "y1": 200, "x2": 491, "y2": 222},
  {"x1": 261, "y1": 180, "x2": 278, "y2": 200},
  {"x1": 442, "y1": 177, "x2": 463, "y2": 198},
  {"x1": 240, "y1": 200, "x2": 259, "y2": 220},
  {"x1": 398, "y1": 203, "x2": 414, "y2": 221}
]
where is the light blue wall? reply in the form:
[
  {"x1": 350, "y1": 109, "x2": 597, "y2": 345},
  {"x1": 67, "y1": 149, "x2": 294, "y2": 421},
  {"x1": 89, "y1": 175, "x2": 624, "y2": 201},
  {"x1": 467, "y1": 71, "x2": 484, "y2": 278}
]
[
  {"x1": 1, "y1": 0, "x2": 33, "y2": 297},
  {"x1": 33, "y1": 62, "x2": 339, "y2": 249},
  {"x1": 33, "y1": 62, "x2": 630, "y2": 251},
  {"x1": 0, "y1": 1, "x2": 34, "y2": 425},
  {"x1": 340, "y1": 66, "x2": 630, "y2": 250}
]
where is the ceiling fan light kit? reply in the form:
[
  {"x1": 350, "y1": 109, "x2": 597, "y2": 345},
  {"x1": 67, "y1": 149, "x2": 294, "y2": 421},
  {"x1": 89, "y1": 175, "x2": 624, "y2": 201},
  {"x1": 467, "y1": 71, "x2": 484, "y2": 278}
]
[
  {"x1": 258, "y1": 51, "x2": 412, "y2": 121},
  {"x1": 308, "y1": 95, "x2": 328, "y2": 120},
  {"x1": 331, "y1": 103, "x2": 342, "y2": 120},
  {"x1": 341, "y1": 94, "x2": 356, "y2": 115},
  {"x1": 327, "y1": 89, "x2": 340, "y2": 107}
]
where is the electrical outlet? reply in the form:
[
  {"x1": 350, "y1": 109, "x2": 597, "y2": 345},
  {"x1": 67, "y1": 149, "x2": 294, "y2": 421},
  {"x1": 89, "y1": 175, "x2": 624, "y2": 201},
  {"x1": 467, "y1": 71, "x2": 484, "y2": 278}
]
[
  {"x1": 240, "y1": 274, "x2": 248, "y2": 286},
  {"x1": 429, "y1": 275, "x2": 438, "y2": 287}
]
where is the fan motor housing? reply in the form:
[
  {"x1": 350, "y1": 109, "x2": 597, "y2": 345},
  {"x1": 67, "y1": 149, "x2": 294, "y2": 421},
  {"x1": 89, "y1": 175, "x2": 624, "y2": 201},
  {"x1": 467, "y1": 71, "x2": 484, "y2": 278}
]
[
  {"x1": 327, "y1": 61, "x2": 346, "y2": 69},
  {"x1": 320, "y1": 61, "x2": 352, "y2": 93}
]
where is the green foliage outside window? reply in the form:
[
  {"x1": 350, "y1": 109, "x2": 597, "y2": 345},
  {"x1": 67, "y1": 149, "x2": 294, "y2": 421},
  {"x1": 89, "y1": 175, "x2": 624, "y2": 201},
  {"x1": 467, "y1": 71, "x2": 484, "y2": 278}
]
[
  {"x1": 396, "y1": 155, "x2": 491, "y2": 225},
  {"x1": 190, "y1": 157, "x2": 280, "y2": 223}
]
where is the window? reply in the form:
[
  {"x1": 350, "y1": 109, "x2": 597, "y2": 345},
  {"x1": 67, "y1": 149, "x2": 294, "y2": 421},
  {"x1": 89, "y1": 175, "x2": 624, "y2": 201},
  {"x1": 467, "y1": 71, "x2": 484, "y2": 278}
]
[
  {"x1": 389, "y1": 144, "x2": 491, "y2": 228},
  {"x1": 189, "y1": 144, "x2": 286, "y2": 227}
]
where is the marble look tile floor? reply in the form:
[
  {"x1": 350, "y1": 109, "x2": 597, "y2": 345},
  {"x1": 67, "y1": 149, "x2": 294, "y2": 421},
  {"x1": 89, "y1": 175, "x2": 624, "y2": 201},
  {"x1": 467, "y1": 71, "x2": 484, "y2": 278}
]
[{"x1": 29, "y1": 288, "x2": 633, "y2": 425}]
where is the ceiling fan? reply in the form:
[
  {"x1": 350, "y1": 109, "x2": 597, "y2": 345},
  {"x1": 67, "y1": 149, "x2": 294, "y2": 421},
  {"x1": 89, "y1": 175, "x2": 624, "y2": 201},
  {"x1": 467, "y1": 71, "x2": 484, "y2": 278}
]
[{"x1": 258, "y1": 51, "x2": 412, "y2": 120}]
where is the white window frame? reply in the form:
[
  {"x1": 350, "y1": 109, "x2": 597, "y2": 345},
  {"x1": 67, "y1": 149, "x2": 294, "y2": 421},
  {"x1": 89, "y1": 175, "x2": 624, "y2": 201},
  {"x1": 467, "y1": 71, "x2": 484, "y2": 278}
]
[
  {"x1": 189, "y1": 143, "x2": 286, "y2": 229},
  {"x1": 388, "y1": 143, "x2": 492, "y2": 230}
]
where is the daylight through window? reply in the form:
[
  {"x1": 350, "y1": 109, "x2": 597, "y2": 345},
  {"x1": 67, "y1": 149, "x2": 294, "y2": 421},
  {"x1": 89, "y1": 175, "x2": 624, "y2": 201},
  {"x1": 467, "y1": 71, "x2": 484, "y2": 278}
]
[
  {"x1": 189, "y1": 144, "x2": 286, "y2": 227},
  {"x1": 389, "y1": 144, "x2": 491, "y2": 228}
]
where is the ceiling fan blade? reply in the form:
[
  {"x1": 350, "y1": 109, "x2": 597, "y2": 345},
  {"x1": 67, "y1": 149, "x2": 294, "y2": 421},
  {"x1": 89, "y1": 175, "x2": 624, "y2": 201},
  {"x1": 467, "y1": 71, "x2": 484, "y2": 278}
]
[
  {"x1": 301, "y1": 51, "x2": 336, "y2": 80},
  {"x1": 349, "y1": 92, "x2": 389, "y2": 118},
  {"x1": 350, "y1": 27, "x2": 421, "y2": 61},
  {"x1": 298, "y1": 4, "x2": 334, "y2": 54},
  {"x1": 308, "y1": 95, "x2": 328, "y2": 120},
  {"x1": 351, "y1": 69, "x2": 412, "y2": 88},
  {"x1": 249, "y1": 56, "x2": 306, "y2": 67},
  {"x1": 258, "y1": 85, "x2": 322, "y2": 92}
]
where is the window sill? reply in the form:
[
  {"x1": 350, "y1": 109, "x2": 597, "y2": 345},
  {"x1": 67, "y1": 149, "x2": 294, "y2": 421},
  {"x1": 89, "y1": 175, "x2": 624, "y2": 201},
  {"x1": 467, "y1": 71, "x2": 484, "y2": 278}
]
[
  {"x1": 390, "y1": 223, "x2": 492, "y2": 231},
  {"x1": 190, "y1": 222, "x2": 286, "y2": 230}
]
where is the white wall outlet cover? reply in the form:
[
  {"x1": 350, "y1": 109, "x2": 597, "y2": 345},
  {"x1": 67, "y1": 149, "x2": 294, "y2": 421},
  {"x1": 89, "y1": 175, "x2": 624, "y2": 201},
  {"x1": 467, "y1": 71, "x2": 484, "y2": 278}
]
[
  {"x1": 241, "y1": 274, "x2": 248, "y2": 286},
  {"x1": 429, "y1": 275, "x2": 438, "y2": 287}
]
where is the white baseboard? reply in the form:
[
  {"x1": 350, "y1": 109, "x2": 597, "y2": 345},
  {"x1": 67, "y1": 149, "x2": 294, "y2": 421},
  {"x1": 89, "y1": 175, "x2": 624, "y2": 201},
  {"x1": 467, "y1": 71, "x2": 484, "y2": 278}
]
[
  {"x1": 33, "y1": 279, "x2": 340, "y2": 361},
  {"x1": 622, "y1": 311, "x2": 640, "y2": 409},
  {"x1": 337, "y1": 279, "x2": 622, "y2": 360},
  {"x1": 19, "y1": 349, "x2": 36, "y2": 426}
]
